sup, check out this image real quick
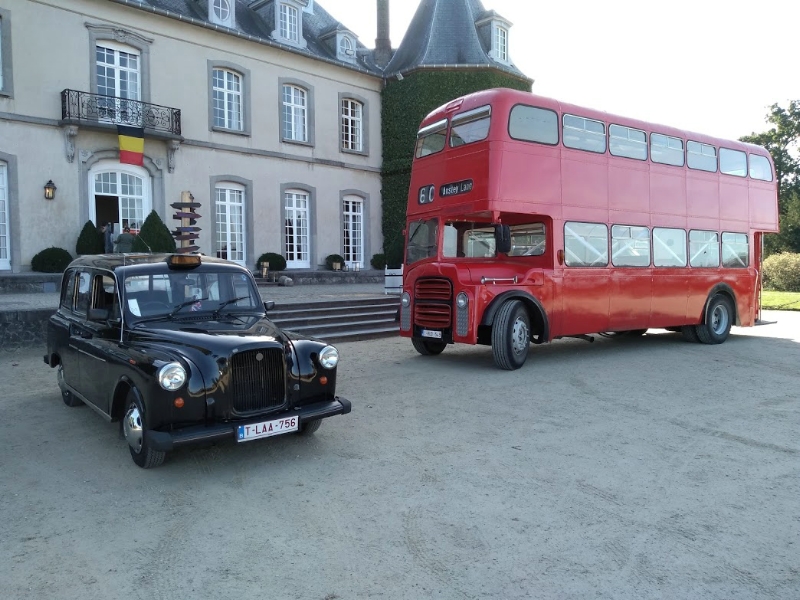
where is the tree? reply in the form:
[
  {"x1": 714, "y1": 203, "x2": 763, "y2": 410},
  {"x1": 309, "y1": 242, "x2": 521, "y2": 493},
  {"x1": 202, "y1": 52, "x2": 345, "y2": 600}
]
[
  {"x1": 75, "y1": 220, "x2": 104, "y2": 255},
  {"x1": 132, "y1": 210, "x2": 177, "y2": 253},
  {"x1": 741, "y1": 100, "x2": 800, "y2": 254}
]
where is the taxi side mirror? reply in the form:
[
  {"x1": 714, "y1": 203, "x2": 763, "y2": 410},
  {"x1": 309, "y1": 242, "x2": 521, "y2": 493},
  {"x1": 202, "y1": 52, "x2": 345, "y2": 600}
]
[{"x1": 264, "y1": 301, "x2": 275, "y2": 312}]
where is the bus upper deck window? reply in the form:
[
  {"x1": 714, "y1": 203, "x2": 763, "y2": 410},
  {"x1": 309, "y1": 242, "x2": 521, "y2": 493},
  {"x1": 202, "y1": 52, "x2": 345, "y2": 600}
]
[
  {"x1": 415, "y1": 119, "x2": 448, "y2": 158},
  {"x1": 450, "y1": 105, "x2": 492, "y2": 148}
]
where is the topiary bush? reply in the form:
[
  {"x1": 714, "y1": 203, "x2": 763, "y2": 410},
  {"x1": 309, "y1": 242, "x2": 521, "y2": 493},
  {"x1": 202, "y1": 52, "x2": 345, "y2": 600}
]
[
  {"x1": 76, "y1": 220, "x2": 104, "y2": 255},
  {"x1": 763, "y1": 252, "x2": 800, "y2": 292},
  {"x1": 256, "y1": 252, "x2": 286, "y2": 272},
  {"x1": 31, "y1": 247, "x2": 73, "y2": 273},
  {"x1": 132, "y1": 210, "x2": 176, "y2": 253},
  {"x1": 370, "y1": 253, "x2": 387, "y2": 269},
  {"x1": 325, "y1": 253, "x2": 345, "y2": 270}
]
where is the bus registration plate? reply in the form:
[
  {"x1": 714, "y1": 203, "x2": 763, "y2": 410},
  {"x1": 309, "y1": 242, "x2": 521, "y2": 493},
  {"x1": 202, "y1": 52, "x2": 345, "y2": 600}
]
[
  {"x1": 237, "y1": 416, "x2": 298, "y2": 442},
  {"x1": 421, "y1": 329, "x2": 442, "y2": 339}
]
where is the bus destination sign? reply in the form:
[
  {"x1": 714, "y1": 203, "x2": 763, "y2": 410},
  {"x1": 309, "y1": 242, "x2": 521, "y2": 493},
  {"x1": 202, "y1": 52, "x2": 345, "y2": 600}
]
[{"x1": 440, "y1": 179, "x2": 474, "y2": 198}]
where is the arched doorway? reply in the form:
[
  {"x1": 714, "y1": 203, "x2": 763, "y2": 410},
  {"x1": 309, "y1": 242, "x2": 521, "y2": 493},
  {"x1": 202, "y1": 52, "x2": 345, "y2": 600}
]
[{"x1": 88, "y1": 162, "x2": 152, "y2": 242}]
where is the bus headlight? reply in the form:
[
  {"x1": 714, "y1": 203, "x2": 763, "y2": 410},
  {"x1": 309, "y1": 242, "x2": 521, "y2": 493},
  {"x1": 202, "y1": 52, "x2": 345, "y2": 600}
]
[
  {"x1": 319, "y1": 345, "x2": 339, "y2": 369},
  {"x1": 157, "y1": 362, "x2": 186, "y2": 391},
  {"x1": 401, "y1": 292, "x2": 411, "y2": 307},
  {"x1": 456, "y1": 292, "x2": 468, "y2": 309}
]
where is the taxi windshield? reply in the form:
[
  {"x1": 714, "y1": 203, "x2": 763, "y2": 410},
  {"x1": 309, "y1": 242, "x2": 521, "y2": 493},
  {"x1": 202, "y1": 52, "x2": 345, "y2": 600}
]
[{"x1": 123, "y1": 270, "x2": 261, "y2": 320}]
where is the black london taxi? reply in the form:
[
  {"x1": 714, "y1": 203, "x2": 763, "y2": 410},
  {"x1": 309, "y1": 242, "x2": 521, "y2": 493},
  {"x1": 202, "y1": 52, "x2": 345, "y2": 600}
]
[{"x1": 44, "y1": 253, "x2": 351, "y2": 468}]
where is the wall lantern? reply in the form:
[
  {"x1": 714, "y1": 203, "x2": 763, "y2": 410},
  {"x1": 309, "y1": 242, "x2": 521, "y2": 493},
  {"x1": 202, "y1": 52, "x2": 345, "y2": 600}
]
[{"x1": 44, "y1": 180, "x2": 57, "y2": 200}]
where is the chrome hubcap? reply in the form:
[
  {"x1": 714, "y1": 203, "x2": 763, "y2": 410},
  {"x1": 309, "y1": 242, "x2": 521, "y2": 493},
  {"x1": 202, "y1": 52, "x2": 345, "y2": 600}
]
[
  {"x1": 512, "y1": 317, "x2": 529, "y2": 355},
  {"x1": 123, "y1": 405, "x2": 143, "y2": 454},
  {"x1": 711, "y1": 305, "x2": 729, "y2": 335}
]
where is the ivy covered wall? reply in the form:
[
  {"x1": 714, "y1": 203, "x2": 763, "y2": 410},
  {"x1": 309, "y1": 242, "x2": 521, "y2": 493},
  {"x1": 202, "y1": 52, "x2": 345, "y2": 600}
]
[{"x1": 380, "y1": 69, "x2": 531, "y2": 266}]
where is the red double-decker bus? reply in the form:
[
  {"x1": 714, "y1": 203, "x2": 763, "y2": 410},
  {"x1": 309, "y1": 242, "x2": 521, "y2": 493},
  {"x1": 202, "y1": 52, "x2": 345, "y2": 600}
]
[{"x1": 398, "y1": 88, "x2": 779, "y2": 369}]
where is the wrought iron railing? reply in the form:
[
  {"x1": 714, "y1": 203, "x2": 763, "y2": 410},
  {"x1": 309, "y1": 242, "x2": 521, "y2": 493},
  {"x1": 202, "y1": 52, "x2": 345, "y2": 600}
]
[{"x1": 61, "y1": 89, "x2": 181, "y2": 136}]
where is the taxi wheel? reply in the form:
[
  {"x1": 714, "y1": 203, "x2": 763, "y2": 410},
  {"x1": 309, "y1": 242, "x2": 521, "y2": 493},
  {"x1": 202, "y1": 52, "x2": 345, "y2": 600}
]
[
  {"x1": 58, "y1": 365, "x2": 83, "y2": 407},
  {"x1": 298, "y1": 419, "x2": 322, "y2": 436},
  {"x1": 123, "y1": 390, "x2": 166, "y2": 469},
  {"x1": 411, "y1": 338, "x2": 446, "y2": 356},
  {"x1": 492, "y1": 300, "x2": 530, "y2": 370}
]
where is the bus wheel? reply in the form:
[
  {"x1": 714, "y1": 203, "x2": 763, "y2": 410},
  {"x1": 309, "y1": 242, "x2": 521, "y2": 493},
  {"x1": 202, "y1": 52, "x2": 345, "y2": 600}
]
[
  {"x1": 681, "y1": 326, "x2": 700, "y2": 343},
  {"x1": 412, "y1": 338, "x2": 447, "y2": 356},
  {"x1": 492, "y1": 300, "x2": 530, "y2": 370},
  {"x1": 695, "y1": 295, "x2": 733, "y2": 345}
]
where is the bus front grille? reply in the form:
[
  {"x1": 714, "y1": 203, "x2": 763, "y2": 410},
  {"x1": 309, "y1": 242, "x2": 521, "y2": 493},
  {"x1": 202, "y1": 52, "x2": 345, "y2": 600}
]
[
  {"x1": 229, "y1": 349, "x2": 286, "y2": 414},
  {"x1": 414, "y1": 278, "x2": 452, "y2": 328}
]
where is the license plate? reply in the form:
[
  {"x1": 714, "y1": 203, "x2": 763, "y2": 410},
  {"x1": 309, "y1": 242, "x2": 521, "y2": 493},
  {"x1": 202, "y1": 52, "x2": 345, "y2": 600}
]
[
  {"x1": 421, "y1": 329, "x2": 442, "y2": 339},
  {"x1": 237, "y1": 416, "x2": 298, "y2": 442}
]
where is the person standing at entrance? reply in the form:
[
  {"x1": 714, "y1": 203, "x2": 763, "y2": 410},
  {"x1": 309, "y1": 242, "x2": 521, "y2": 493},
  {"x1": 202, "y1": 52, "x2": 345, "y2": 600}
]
[
  {"x1": 103, "y1": 223, "x2": 114, "y2": 253},
  {"x1": 115, "y1": 227, "x2": 135, "y2": 253}
]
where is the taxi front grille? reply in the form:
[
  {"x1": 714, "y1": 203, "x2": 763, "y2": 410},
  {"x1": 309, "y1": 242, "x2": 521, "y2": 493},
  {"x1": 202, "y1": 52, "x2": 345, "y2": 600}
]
[
  {"x1": 230, "y1": 349, "x2": 285, "y2": 414},
  {"x1": 414, "y1": 278, "x2": 452, "y2": 329}
]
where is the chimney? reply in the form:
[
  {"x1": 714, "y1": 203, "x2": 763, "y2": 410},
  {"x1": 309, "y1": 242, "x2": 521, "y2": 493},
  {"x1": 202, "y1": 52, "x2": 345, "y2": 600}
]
[{"x1": 374, "y1": 0, "x2": 392, "y2": 68}]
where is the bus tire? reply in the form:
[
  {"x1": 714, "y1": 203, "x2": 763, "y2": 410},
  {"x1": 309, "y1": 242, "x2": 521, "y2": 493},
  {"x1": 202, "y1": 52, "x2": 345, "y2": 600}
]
[
  {"x1": 695, "y1": 295, "x2": 733, "y2": 345},
  {"x1": 681, "y1": 325, "x2": 700, "y2": 343},
  {"x1": 492, "y1": 300, "x2": 530, "y2": 370},
  {"x1": 411, "y1": 338, "x2": 446, "y2": 356}
]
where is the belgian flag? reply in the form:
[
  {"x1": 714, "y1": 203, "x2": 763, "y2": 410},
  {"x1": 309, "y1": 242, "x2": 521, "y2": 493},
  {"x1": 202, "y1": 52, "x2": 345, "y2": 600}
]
[{"x1": 118, "y1": 125, "x2": 144, "y2": 166}]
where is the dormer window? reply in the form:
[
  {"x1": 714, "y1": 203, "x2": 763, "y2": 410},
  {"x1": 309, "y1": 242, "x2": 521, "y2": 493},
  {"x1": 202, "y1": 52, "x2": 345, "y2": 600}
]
[
  {"x1": 493, "y1": 25, "x2": 508, "y2": 62},
  {"x1": 272, "y1": 1, "x2": 307, "y2": 48},
  {"x1": 339, "y1": 36, "x2": 353, "y2": 57},
  {"x1": 280, "y1": 4, "x2": 299, "y2": 43},
  {"x1": 210, "y1": 0, "x2": 235, "y2": 28}
]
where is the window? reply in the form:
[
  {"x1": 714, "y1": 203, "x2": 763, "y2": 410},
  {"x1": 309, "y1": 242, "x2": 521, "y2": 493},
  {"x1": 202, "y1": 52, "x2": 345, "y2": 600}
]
[
  {"x1": 342, "y1": 197, "x2": 363, "y2": 268},
  {"x1": 282, "y1": 84, "x2": 307, "y2": 142},
  {"x1": 564, "y1": 222, "x2": 608, "y2": 267},
  {"x1": 508, "y1": 223, "x2": 546, "y2": 257},
  {"x1": 415, "y1": 119, "x2": 448, "y2": 158},
  {"x1": 563, "y1": 114, "x2": 606, "y2": 154},
  {"x1": 96, "y1": 42, "x2": 141, "y2": 125},
  {"x1": 93, "y1": 169, "x2": 146, "y2": 233},
  {"x1": 60, "y1": 271, "x2": 77, "y2": 311},
  {"x1": 0, "y1": 9, "x2": 14, "y2": 97},
  {"x1": 653, "y1": 227, "x2": 687, "y2": 267},
  {"x1": 339, "y1": 36, "x2": 354, "y2": 58},
  {"x1": 341, "y1": 99, "x2": 363, "y2": 152},
  {"x1": 407, "y1": 219, "x2": 439, "y2": 264},
  {"x1": 0, "y1": 161, "x2": 7, "y2": 270},
  {"x1": 722, "y1": 232, "x2": 748, "y2": 268},
  {"x1": 493, "y1": 25, "x2": 508, "y2": 62},
  {"x1": 749, "y1": 154, "x2": 773, "y2": 181},
  {"x1": 689, "y1": 230, "x2": 719, "y2": 267},
  {"x1": 609, "y1": 125, "x2": 647, "y2": 161},
  {"x1": 450, "y1": 105, "x2": 491, "y2": 148},
  {"x1": 215, "y1": 184, "x2": 246, "y2": 265},
  {"x1": 650, "y1": 133, "x2": 684, "y2": 166},
  {"x1": 687, "y1": 141, "x2": 717, "y2": 172},
  {"x1": 284, "y1": 190, "x2": 310, "y2": 268},
  {"x1": 76, "y1": 272, "x2": 93, "y2": 317},
  {"x1": 213, "y1": 0, "x2": 230, "y2": 21},
  {"x1": 212, "y1": 69, "x2": 243, "y2": 131},
  {"x1": 719, "y1": 148, "x2": 747, "y2": 177},
  {"x1": 509, "y1": 105, "x2": 558, "y2": 145},
  {"x1": 611, "y1": 225, "x2": 650, "y2": 267},
  {"x1": 280, "y1": 4, "x2": 299, "y2": 42}
]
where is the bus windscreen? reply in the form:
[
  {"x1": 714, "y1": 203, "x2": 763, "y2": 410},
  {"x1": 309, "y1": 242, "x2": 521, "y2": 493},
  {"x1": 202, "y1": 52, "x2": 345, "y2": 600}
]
[{"x1": 415, "y1": 119, "x2": 448, "y2": 158}]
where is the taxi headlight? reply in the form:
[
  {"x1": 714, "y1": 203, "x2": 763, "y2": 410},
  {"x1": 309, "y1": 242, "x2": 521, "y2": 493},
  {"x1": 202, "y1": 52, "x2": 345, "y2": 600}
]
[
  {"x1": 401, "y1": 292, "x2": 411, "y2": 307},
  {"x1": 456, "y1": 292, "x2": 468, "y2": 309},
  {"x1": 158, "y1": 362, "x2": 187, "y2": 391},
  {"x1": 319, "y1": 345, "x2": 339, "y2": 369}
]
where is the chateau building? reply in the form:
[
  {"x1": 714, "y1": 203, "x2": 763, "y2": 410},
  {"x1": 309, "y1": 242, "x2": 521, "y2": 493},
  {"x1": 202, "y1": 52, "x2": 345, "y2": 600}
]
[{"x1": 0, "y1": 0, "x2": 525, "y2": 272}]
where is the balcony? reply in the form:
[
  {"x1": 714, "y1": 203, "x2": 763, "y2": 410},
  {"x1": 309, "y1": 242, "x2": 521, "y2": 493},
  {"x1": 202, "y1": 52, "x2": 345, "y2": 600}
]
[{"x1": 60, "y1": 89, "x2": 182, "y2": 138}]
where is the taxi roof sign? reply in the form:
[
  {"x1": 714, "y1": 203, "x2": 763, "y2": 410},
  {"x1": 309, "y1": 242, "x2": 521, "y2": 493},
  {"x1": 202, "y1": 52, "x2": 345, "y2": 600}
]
[{"x1": 167, "y1": 254, "x2": 202, "y2": 268}]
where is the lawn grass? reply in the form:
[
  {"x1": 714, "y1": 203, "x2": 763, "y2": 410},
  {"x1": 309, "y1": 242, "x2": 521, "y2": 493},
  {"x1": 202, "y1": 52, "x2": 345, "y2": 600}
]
[{"x1": 762, "y1": 290, "x2": 800, "y2": 311}]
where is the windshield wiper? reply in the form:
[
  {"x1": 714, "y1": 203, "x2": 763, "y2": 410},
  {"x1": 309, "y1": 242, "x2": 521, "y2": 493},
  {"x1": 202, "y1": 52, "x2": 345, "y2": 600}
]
[
  {"x1": 213, "y1": 296, "x2": 249, "y2": 319},
  {"x1": 169, "y1": 296, "x2": 208, "y2": 318}
]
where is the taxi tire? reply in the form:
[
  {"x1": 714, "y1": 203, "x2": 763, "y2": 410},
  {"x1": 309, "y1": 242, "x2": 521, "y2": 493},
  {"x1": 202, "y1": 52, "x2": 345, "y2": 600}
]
[
  {"x1": 58, "y1": 366, "x2": 83, "y2": 407},
  {"x1": 126, "y1": 391, "x2": 166, "y2": 469},
  {"x1": 492, "y1": 300, "x2": 530, "y2": 370},
  {"x1": 298, "y1": 419, "x2": 322, "y2": 435},
  {"x1": 411, "y1": 338, "x2": 446, "y2": 356}
]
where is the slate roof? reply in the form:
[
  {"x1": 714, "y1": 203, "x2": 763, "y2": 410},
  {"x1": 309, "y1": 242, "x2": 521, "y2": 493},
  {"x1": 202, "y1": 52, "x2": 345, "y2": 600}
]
[
  {"x1": 111, "y1": 0, "x2": 382, "y2": 75},
  {"x1": 384, "y1": 0, "x2": 529, "y2": 81}
]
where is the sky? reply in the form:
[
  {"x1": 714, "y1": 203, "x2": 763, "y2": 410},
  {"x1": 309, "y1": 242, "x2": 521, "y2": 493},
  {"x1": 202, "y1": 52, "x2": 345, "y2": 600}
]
[{"x1": 318, "y1": 0, "x2": 799, "y2": 141}]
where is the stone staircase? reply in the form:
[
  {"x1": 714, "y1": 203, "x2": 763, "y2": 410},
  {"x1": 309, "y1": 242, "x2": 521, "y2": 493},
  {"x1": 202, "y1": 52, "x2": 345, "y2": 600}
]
[{"x1": 268, "y1": 297, "x2": 400, "y2": 343}]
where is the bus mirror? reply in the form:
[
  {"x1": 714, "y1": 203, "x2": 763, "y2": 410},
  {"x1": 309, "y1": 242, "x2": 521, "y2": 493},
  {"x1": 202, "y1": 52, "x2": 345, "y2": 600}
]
[{"x1": 495, "y1": 225, "x2": 511, "y2": 254}]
